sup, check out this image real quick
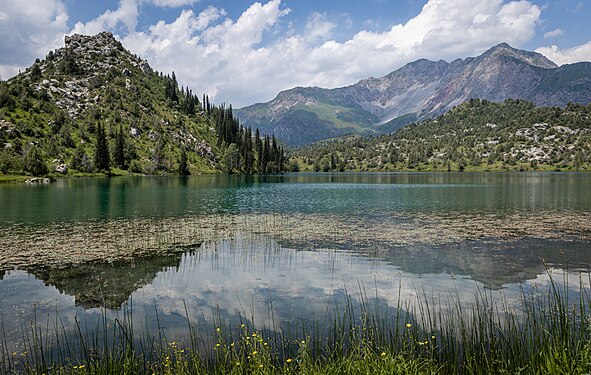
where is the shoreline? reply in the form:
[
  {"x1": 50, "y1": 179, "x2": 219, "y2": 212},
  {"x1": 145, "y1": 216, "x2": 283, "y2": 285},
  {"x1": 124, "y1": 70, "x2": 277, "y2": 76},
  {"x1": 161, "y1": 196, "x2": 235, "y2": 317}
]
[{"x1": 3, "y1": 168, "x2": 591, "y2": 184}]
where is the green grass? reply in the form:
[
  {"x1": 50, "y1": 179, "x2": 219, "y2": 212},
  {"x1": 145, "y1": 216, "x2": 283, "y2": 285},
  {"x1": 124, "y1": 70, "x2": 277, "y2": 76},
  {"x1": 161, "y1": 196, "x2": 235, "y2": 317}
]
[
  {"x1": 2, "y1": 271, "x2": 591, "y2": 374},
  {"x1": 0, "y1": 174, "x2": 30, "y2": 183},
  {"x1": 292, "y1": 103, "x2": 377, "y2": 132}
]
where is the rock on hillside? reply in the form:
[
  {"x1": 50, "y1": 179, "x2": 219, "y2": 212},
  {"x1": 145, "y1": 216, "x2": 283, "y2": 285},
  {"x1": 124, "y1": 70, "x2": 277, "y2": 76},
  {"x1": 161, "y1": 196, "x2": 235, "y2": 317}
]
[{"x1": 27, "y1": 32, "x2": 151, "y2": 118}]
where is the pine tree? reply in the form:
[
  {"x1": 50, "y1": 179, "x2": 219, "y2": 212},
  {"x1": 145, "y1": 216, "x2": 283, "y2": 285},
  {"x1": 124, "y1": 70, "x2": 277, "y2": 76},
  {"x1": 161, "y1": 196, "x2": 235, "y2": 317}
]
[
  {"x1": 244, "y1": 127, "x2": 254, "y2": 173},
  {"x1": 94, "y1": 123, "x2": 110, "y2": 172},
  {"x1": 262, "y1": 136, "x2": 271, "y2": 174},
  {"x1": 114, "y1": 123, "x2": 126, "y2": 169},
  {"x1": 179, "y1": 147, "x2": 190, "y2": 175},
  {"x1": 170, "y1": 72, "x2": 179, "y2": 103},
  {"x1": 255, "y1": 129, "x2": 263, "y2": 173}
]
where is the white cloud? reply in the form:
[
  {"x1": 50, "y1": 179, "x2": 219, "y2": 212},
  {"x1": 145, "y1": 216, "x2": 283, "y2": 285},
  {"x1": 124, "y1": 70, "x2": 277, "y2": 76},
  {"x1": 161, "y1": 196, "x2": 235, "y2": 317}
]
[
  {"x1": 543, "y1": 28, "x2": 564, "y2": 39},
  {"x1": 147, "y1": 0, "x2": 200, "y2": 7},
  {"x1": 0, "y1": 0, "x2": 68, "y2": 79},
  {"x1": 70, "y1": 0, "x2": 139, "y2": 35},
  {"x1": 304, "y1": 12, "x2": 335, "y2": 43},
  {"x1": 536, "y1": 42, "x2": 591, "y2": 65},
  {"x1": 0, "y1": 0, "x2": 557, "y2": 108},
  {"x1": 113, "y1": 0, "x2": 545, "y2": 107}
]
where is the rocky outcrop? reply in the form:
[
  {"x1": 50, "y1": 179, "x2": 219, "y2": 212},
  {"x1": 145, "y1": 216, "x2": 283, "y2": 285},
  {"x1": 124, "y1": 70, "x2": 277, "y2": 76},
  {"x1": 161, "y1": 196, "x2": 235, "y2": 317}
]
[
  {"x1": 29, "y1": 32, "x2": 152, "y2": 118},
  {"x1": 236, "y1": 43, "x2": 591, "y2": 146},
  {"x1": 25, "y1": 177, "x2": 51, "y2": 184}
]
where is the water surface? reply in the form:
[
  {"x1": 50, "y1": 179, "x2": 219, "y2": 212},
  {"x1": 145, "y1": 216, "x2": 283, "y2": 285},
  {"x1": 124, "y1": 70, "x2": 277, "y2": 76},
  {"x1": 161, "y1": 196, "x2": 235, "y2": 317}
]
[{"x1": 0, "y1": 173, "x2": 590, "y2": 358}]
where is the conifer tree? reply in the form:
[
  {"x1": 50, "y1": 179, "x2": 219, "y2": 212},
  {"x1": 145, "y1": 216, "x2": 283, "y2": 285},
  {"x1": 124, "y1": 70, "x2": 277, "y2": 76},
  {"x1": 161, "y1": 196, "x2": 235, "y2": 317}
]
[
  {"x1": 94, "y1": 123, "x2": 110, "y2": 172},
  {"x1": 262, "y1": 136, "x2": 271, "y2": 174},
  {"x1": 179, "y1": 147, "x2": 190, "y2": 175},
  {"x1": 114, "y1": 123, "x2": 126, "y2": 169}
]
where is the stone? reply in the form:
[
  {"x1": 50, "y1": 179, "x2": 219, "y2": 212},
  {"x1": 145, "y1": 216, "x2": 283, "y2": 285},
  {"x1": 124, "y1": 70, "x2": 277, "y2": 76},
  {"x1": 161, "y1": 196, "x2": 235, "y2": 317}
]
[
  {"x1": 25, "y1": 177, "x2": 51, "y2": 184},
  {"x1": 55, "y1": 164, "x2": 68, "y2": 173},
  {"x1": 139, "y1": 60, "x2": 151, "y2": 74},
  {"x1": 148, "y1": 130, "x2": 158, "y2": 141}
]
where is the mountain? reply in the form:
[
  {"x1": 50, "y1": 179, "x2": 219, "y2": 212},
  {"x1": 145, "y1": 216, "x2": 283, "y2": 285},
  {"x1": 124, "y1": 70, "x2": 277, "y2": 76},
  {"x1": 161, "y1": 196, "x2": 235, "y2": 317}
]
[
  {"x1": 236, "y1": 43, "x2": 591, "y2": 146},
  {"x1": 290, "y1": 99, "x2": 591, "y2": 172},
  {"x1": 0, "y1": 32, "x2": 284, "y2": 178}
]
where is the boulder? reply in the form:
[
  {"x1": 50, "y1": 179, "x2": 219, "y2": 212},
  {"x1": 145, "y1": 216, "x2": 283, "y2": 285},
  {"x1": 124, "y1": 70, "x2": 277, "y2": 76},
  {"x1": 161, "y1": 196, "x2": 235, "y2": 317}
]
[{"x1": 25, "y1": 177, "x2": 51, "y2": 184}]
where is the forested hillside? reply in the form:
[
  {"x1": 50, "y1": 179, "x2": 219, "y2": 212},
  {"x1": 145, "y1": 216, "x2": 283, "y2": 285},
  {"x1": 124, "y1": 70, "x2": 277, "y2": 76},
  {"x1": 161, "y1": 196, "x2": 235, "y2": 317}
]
[
  {"x1": 0, "y1": 32, "x2": 284, "y2": 179},
  {"x1": 291, "y1": 99, "x2": 591, "y2": 172}
]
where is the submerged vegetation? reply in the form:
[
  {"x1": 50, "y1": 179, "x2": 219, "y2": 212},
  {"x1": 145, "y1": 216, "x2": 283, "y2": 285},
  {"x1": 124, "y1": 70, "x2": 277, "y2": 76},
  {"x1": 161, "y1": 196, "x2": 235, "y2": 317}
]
[
  {"x1": 2, "y1": 272, "x2": 591, "y2": 374},
  {"x1": 291, "y1": 99, "x2": 591, "y2": 172}
]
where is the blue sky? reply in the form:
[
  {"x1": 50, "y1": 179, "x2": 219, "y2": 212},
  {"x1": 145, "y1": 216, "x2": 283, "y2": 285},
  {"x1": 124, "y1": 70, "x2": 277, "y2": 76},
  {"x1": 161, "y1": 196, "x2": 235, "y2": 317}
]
[{"x1": 1, "y1": 0, "x2": 590, "y2": 107}]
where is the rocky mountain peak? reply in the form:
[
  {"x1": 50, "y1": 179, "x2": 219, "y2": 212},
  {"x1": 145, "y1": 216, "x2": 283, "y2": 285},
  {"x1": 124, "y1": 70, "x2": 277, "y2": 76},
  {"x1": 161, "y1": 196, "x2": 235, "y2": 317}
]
[
  {"x1": 481, "y1": 43, "x2": 558, "y2": 69},
  {"x1": 57, "y1": 32, "x2": 151, "y2": 75},
  {"x1": 236, "y1": 43, "x2": 590, "y2": 146},
  {"x1": 65, "y1": 31, "x2": 119, "y2": 50},
  {"x1": 17, "y1": 32, "x2": 152, "y2": 118}
]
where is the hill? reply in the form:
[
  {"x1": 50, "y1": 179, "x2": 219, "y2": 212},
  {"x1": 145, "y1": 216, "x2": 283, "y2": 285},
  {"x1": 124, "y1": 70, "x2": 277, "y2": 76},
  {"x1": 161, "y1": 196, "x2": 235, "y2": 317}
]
[
  {"x1": 236, "y1": 44, "x2": 591, "y2": 147},
  {"x1": 290, "y1": 99, "x2": 591, "y2": 172},
  {"x1": 0, "y1": 32, "x2": 284, "y2": 179}
]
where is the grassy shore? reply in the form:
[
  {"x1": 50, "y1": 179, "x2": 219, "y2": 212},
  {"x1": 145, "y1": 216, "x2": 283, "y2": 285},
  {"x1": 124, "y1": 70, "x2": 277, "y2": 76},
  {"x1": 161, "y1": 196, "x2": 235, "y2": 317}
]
[
  {"x1": 3, "y1": 162, "x2": 590, "y2": 184},
  {"x1": 2, "y1": 272, "x2": 591, "y2": 374}
]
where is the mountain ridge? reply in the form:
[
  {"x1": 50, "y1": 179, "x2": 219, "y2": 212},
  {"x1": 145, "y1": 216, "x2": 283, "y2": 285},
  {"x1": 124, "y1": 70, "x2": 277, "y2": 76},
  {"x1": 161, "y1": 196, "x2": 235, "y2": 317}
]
[{"x1": 236, "y1": 43, "x2": 591, "y2": 146}]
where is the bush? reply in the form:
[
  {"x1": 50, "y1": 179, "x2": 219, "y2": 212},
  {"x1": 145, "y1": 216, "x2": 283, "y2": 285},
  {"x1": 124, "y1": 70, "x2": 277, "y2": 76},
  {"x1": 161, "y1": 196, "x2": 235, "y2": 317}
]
[{"x1": 23, "y1": 145, "x2": 48, "y2": 176}]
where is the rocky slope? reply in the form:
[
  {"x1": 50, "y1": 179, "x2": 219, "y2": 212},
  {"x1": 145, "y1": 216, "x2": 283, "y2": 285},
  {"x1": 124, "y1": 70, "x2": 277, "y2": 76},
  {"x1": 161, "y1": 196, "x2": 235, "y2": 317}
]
[
  {"x1": 236, "y1": 43, "x2": 591, "y2": 146},
  {"x1": 0, "y1": 32, "x2": 220, "y2": 176}
]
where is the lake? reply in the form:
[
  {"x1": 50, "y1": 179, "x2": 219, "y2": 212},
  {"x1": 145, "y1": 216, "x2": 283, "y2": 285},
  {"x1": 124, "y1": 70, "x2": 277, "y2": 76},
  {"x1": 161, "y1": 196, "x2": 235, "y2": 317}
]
[{"x1": 1, "y1": 172, "x2": 590, "y2": 361}]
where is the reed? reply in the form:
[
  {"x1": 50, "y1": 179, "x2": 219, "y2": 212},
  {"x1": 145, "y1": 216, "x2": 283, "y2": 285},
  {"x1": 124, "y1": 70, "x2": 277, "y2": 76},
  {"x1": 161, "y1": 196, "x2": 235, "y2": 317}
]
[{"x1": 2, "y1": 271, "x2": 591, "y2": 374}]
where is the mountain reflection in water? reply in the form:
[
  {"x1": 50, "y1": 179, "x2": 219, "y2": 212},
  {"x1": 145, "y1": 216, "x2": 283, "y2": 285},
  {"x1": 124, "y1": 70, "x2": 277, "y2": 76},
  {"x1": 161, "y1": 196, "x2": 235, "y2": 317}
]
[{"x1": 1, "y1": 234, "x2": 589, "y2": 356}]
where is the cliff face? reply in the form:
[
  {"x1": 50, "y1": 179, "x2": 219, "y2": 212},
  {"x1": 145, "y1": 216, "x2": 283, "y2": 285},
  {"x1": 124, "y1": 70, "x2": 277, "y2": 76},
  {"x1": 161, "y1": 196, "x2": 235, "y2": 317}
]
[{"x1": 236, "y1": 43, "x2": 591, "y2": 146}]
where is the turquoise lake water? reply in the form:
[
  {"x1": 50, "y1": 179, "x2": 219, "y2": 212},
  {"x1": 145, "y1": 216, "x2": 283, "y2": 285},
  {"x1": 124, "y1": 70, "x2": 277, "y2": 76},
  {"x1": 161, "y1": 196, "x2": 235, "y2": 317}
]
[{"x1": 0, "y1": 172, "x2": 590, "y2": 357}]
